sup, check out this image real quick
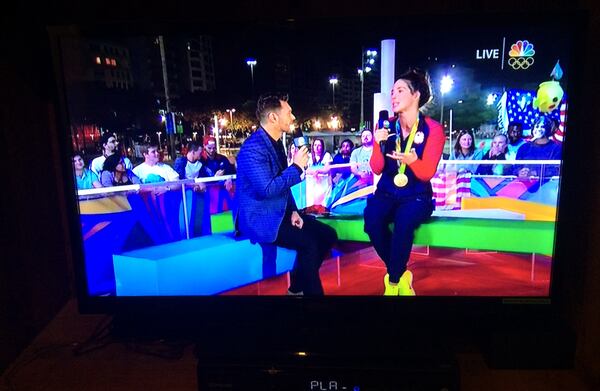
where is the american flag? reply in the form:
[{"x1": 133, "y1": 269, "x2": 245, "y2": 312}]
[
  {"x1": 549, "y1": 101, "x2": 567, "y2": 143},
  {"x1": 496, "y1": 89, "x2": 567, "y2": 138},
  {"x1": 431, "y1": 171, "x2": 472, "y2": 210}
]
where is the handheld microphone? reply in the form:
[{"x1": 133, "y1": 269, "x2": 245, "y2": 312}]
[
  {"x1": 293, "y1": 128, "x2": 308, "y2": 150},
  {"x1": 377, "y1": 110, "x2": 389, "y2": 130},
  {"x1": 379, "y1": 120, "x2": 390, "y2": 155},
  {"x1": 292, "y1": 128, "x2": 309, "y2": 169}
]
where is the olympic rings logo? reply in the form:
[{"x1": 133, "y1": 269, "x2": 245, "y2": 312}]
[{"x1": 508, "y1": 57, "x2": 535, "y2": 70}]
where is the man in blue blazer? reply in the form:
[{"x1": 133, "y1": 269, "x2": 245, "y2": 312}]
[{"x1": 236, "y1": 93, "x2": 337, "y2": 296}]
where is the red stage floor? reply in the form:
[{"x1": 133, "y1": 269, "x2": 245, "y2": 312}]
[{"x1": 223, "y1": 244, "x2": 551, "y2": 296}]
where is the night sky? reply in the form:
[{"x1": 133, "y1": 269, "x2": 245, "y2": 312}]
[
  {"x1": 62, "y1": 15, "x2": 577, "y2": 132},
  {"x1": 208, "y1": 16, "x2": 575, "y2": 105}
]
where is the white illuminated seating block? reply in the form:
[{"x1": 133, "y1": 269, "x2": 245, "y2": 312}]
[{"x1": 113, "y1": 235, "x2": 296, "y2": 296}]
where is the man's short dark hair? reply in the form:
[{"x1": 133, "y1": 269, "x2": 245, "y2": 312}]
[
  {"x1": 140, "y1": 143, "x2": 158, "y2": 156},
  {"x1": 100, "y1": 132, "x2": 115, "y2": 147},
  {"x1": 256, "y1": 93, "x2": 289, "y2": 122},
  {"x1": 341, "y1": 139, "x2": 354, "y2": 148},
  {"x1": 187, "y1": 142, "x2": 202, "y2": 152},
  {"x1": 508, "y1": 121, "x2": 523, "y2": 131}
]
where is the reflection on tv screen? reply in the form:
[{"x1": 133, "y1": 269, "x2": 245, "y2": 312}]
[{"x1": 61, "y1": 22, "x2": 570, "y2": 297}]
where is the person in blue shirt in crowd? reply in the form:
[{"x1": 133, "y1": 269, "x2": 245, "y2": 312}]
[
  {"x1": 449, "y1": 129, "x2": 484, "y2": 173},
  {"x1": 515, "y1": 115, "x2": 562, "y2": 179},
  {"x1": 505, "y1": 121, "x2": 526, "y2": 160},
  {"x1": 73, "y1": 153, "x2": 102, "y2": 190},
  {"x1": 174, "y1": 141, "x2": 209, "y2": 179},
  {"x1": 330, "y1": 139, "x2": 354, "y2": 184},
  {"x1": 475, "y1": 134, "x2": 512, "y2": 176}
]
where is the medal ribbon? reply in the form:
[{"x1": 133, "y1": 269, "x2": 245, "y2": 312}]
[{"x1": 395, "y1": 118, "x2": 420, "y2": 175}]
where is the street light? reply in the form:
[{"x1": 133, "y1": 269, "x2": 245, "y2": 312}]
[
  {"x1": 156, "y1": 131, "x2": 162, "y2": 148},
  {"x1": 486, "y1": 93, "x2": 497, "y2": 106},
  {"x1": 330, "y1": 116, "x2": 340, "y2": 130},
  {"x1": 329, "y1": 76, "x2": 338, "y2": 107},
  {"x1": 439, "y1": 74, "x2": 454, "y2": 124},
  {"x1": 358, "y1": 48, "x2": 377, "y2": 130},
  {"x1": 226, "y1": 108, "x2": 236, "y2": 126},
  {"x1": 246, "y1": 58, "x2": 257, "y2": 95}
]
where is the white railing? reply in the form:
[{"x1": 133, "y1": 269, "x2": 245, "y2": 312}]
[{"x1": 77, "y1": 174, "x2": 237, "y2": 197}]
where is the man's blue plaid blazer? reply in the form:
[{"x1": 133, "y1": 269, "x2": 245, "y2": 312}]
[{"x1": 235, "y1": 128, "x2": 302, "y2": 243}]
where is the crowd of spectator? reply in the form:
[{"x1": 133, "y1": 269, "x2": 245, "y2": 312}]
[
  {"x1": 73, "y1": 135, "x2": 237, "y2": 191},
  {"x1": 448, "y1": 116, "x2": 563, "y2": 178},
  {"x1": 74, "y1": 114, "x2": 563, "y2": 192}
]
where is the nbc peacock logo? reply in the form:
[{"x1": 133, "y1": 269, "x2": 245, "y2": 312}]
[{"x1": 508, "y1": 40, "x2": 535, "y2": 70}]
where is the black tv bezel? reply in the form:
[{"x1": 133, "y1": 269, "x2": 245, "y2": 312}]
[{"x1": 48, "y1": 11, "x2": 589, "y2": 329}]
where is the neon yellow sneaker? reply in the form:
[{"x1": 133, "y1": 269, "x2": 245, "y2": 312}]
[
  {"x1": 398, "y1": 270, "x2": 416, "y2": 296},
  {"x1": 383, "y1": 274, "x2": 400, "y2": 296}
]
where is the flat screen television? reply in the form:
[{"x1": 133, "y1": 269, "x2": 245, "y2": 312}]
[{"x1": 48, "y1": 11, "x2": 587, "y2": 332}]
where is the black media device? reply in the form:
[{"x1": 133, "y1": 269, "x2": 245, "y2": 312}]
[
  {"x1": 47, "y1": 8, "x2": 588, "y2": 378},
  {"x1": 197, "y1": 351, "x2": 459, "y2": 391},
  {"x1": 196, "y1": 328, "x2": 459, "y2": 391}
]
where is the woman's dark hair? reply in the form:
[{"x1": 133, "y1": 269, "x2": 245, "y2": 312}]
[
  {"x1": 103, "y1": 153, "x2": 124, "y2": 172},
  {"x1": 453, "y1": 129, "x2": 475, "y2": 157},
  {"x1": 533, "y1": 116, "x2": 554, "y2": 138},
  {"x1": 311, "y1": 138, "x2": 326, "y2": 164},
  {"x1": 256, "y1": 92, "x2": 289, "y2": 122},
  {"x1": 287, "y1": 142, "x2": 297, "y2": 162},
  {"x1": 397, "y1": 68, "x2": 433, "y2": 108}
]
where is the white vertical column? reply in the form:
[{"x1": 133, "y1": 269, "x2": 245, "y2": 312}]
[
  {"x1": 381, "y1": 39, "x2": 395, "y2": 97},
  {"x1": 373, "y1": 39, "x2": 395, "y2": 127},
  {"x1": 213, "y1": 115, "x2": 220, "y2": 153}
]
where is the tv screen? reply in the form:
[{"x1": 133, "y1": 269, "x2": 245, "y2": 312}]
[{"x1": 50, "y1": 15, "x2": 580, "y2": 302}]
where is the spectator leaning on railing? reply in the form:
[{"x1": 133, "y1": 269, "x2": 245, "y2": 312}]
[
  {"x1": 330, "y1": 139, "x2": 354, "y2": 184},
  {"x1": 100, "y1": 153, "x2": 141, "y2": 187},
  {"x1": 449, "y1": 129, "x2": 484, "y2": 173},
  {"x1": 73, "y1": 153, "x2": 102, "y2": 190},
  {"x1": 475, "y1": 133, "x2": 512, "y2": 176},
  {"x1": 515, "y1": 115, "x2": 562, "y2": 179},
  {"x1": 350, "y1": 129, "x2": 374, "y2": 181},
  {"x1": 505, "y1": 121, "x2": 526, "y2": 160},
  {"x1": 132, "y1": 144, "x2": 180, "y2": 183},
  {"x1": 201, "y1": 137, "x2": 235, "y2": 192},
  {"x1": 174, "y1": 141, "x2": 208, "y2": 180},
  {"x1": 90, "y1": 133, "x2": 133, "y2": 176}
]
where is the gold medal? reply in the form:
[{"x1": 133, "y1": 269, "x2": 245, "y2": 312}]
[
  {"x1": 394, "y1": 173, "x2": 408, "y2": 187},
  {"x1": 392, "y1": 118, "x2": 419, "y2": 188}
]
